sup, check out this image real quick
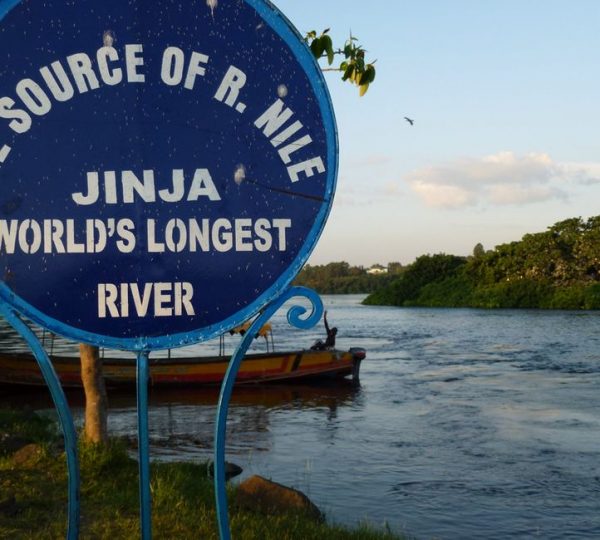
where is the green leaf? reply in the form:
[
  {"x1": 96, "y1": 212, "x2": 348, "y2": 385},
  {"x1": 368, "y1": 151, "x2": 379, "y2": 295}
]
[
  {"x1": 359, "y1": 82, "x2": 370, "y2": 96},
  {"x1": 321, "y1": 35, "x2": 335, "y2": 65},
  {"x1": 364, "y1": 65, "x2": 376, "y2": 84},
  {"x1": 310, "y1": 38, "x2": 324, "y2": 59},
  {"x1": 342, "y1": 64, "x2": 355, "y2": 82}
]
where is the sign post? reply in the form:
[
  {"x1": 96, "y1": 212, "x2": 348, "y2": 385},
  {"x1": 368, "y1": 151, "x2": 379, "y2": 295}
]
[{"x1": 0, "y1": 0, "x2": 338, "y2": 537}]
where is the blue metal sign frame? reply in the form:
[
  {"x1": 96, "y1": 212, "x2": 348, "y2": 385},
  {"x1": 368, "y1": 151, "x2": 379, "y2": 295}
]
[
  {"x1": 0, "y1": 1, "x2": 336, "y2": 539},
  {"x1": 0, "y1": 0, "x2": 338, "y2": 351}
]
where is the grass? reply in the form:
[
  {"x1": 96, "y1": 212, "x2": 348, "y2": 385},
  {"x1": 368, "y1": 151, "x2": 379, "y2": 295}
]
[{"x1": 0, "y1": 409, "x2": 404, "y2": 539}]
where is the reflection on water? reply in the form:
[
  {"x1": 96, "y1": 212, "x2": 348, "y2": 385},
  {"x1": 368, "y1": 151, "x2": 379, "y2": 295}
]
[
  {"x1": 2, "y1": 296, "x2": 600, "y2": 539},
  {"x1": 0, "y1": 381, "x2": 363, "y2": 462}
]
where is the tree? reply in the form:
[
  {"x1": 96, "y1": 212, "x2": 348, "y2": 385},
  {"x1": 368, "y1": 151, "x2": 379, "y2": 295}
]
[
  {"x1": 305, "y1": 29, "x2": 376, "y2": 95},
  {"x1": 472, "y1": 243, "x2": 485, "y2": 258},
  {"x1": 80, "y1": 344, "x2": 108, "y2": 444}
]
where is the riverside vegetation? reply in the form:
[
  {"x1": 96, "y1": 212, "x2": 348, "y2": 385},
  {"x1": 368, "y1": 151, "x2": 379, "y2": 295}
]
[
  {"x1": 0, "y1": 409, "x2": 402, "y2": 540},
  {"x1": 294, "y1": 262, "x2": 402, "y2": 294},
  {"x1": 296, "y1": 216, "x2": 600, "y2": 309}
]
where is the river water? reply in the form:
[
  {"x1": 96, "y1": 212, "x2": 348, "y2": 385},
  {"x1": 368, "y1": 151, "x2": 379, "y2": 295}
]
[{"x1": 1, "y1": 295, "x2": 599, "y2": 539}]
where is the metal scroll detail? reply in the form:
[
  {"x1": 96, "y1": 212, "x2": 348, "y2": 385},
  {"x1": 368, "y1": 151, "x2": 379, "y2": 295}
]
[
  {"x1": 0, "y1": 302, "x2": 80, "y2": 540},
  {"x1": 213, "y1": 286, "x2": 324, "y2": 540}
]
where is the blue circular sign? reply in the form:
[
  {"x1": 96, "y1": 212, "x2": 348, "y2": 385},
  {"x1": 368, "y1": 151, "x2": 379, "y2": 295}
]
[{"x1": 0, "y1": 0, "x2": 337, "y2": 349}]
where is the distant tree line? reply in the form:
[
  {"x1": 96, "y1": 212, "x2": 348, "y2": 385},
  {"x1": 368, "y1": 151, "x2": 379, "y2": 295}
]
[
  {"x1": 293, "y1": 261, "x2": 403, "y2": 294},
  {"x1": 364, "y1": 216, "x2": 600, "y2": 309}
]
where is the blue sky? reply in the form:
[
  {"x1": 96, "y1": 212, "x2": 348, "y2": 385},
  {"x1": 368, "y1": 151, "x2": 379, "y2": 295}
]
[{"x1": 274, "y1": 0, "x2": 600, "y2": 266}]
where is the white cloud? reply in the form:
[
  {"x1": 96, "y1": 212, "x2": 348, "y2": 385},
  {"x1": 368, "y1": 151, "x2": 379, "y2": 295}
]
[
  {"x1": 405, "y1": 151, "x2": 600, "y2": 208},
  {"x1": 383, "y1": 181, "x2": 405, "y2": 197}
]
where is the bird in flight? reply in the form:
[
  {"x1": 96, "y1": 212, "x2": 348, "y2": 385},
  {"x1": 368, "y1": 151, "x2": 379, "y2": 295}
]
[{"x1": 404, "y1": 117, "x2": 414, "y2": 125}]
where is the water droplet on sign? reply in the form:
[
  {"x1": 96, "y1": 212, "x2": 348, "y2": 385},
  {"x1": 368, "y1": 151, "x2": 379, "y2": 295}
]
[
  {"x1": 206, "y1": 0, "x2": 218, "y2": 17},
  {"x1": 103, "y1": 30, "x2": 115, "y2": 47},
  {"x1": 234, "y1": 165, "x2": 246, "y2": 185},
  {"x1": 277, "y1": 84, "x2": 288, "y2": 98}
]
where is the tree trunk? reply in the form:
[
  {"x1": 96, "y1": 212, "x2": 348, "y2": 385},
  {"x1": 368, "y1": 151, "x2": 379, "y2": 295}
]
[{"x1": 79, "y1": 344, "x2": 108, "y2": 444}]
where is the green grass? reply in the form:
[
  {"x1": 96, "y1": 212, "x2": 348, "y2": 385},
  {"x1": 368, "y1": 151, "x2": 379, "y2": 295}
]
[{"x1": 0, "y1": 410, "x2": 404, "y2": 539}]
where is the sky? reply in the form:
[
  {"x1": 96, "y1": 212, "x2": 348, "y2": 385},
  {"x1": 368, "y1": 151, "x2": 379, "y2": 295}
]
[{"x1": 273, "y1": 0, "x2": 600, "y2": 267}]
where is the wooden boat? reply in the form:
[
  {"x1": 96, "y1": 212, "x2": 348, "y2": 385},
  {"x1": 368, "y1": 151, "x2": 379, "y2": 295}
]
[{"x1": 0, "y1": 347, "x2": 366, "y2": 388}]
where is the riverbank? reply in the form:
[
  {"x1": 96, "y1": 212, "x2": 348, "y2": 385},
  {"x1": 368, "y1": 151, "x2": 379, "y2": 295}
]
[{"x1": 0, "y1": 409, "x2": 403, "y2": 539}]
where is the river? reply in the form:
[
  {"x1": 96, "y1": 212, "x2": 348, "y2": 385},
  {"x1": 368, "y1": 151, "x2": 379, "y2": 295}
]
[{"x1": 1, "y1": 294, "x2": 599, "y2": 539}]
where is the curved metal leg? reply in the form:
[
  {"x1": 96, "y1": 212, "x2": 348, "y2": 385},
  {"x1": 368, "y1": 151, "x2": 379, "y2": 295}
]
[
  {"x1": 0, "y1": 303, "x2": 80, "y2": 539},
  {"x1": 214, "y1": 287, "x2": 323, "y2": 540},
  {"x1": 136, "y1": 350, "x2": 152, "y2": 540}
]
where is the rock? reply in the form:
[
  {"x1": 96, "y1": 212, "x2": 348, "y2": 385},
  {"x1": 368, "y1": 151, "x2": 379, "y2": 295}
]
[
  {"x1": 235, "y1": 475, "x2": 323, "y2": 521},
  {"x1": 207, "y1": 461, "x2": 243, "y2": 481},
  {"x1": 11, "y1": 443, "x2": 44, "y2": 467}
]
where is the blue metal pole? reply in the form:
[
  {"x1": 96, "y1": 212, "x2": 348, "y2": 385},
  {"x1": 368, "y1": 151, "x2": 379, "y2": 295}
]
[
  {"x1": 0, "y1": 304, "x2": 80, "y2": 539},
  {"x1": 136, "y1": 350, "x2": 152, "y2": 540},
  {"x1": 214, "y1": 287, "x2": 323, "y2": 539},
  {"x1": 214, "y1": 325, "x2": 258, "y2": 540}
]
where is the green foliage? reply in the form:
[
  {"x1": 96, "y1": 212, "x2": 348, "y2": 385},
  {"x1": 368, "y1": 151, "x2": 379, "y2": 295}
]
[
  {"x1": 294, "y1": 262, "x2": 393, "y2": 294},
  {"x1": 472, "y1": 242, "x2": 485, "y2": 258},
  {"x1": 305, "y1": 29, "x2": 376, "y2": 96},
  {"x1": 415, "y1": 273, "x2": 475, "y2": 307},
  {"x1": 469, "y1": 279, "x2": 554, "y2": 309},
  {"x1": 365, "y1": 215, "x2": 600, "y2": 310},
  {"x1": 363, "y1": 254, "x2": 466, "y2": 306},
  {"x1": 583, "y1": 283, "x2": 600, "y2": 309}
]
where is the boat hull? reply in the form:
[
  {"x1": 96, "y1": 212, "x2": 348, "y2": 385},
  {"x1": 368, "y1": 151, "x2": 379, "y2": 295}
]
[{"x1": 0, "y1": 349, "x2": 366, "y2": 388}]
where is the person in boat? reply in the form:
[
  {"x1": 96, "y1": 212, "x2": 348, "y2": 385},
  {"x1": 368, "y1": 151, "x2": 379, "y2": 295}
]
[{"x1": 311, "y1": 311, "x2": 337, "y2": 350}]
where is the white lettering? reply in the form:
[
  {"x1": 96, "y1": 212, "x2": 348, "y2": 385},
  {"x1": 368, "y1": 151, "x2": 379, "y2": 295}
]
[
  {"x1": 0, "y1": 220, "x2": 18, "y2": 253},
  {"x1": 66, "y1": 53, "x2": 100, "y2": 93},
  {"x1": 187, "y1": 169, "x2": 221, "y2": 201},
  {"x1": 72, "y1": 172, "x2": 99, "y2": 205},
  {"x1": 278, "y1": 134, "x2": 313, "y2": 164},
  {"x1": 161, "y1": 47, "x2": 185, "y2": 86},
  {"x1": 253, "y1": 218, "x2": 272, "y2": 252},
  {"x1": 65, "y1": 219, "x2": 85, "y2": 253},
  {"x1": 235, "y1": 219, "x2": 253, "y2": 252},
  {"x1": 0, "y1": 97, "x2": 31, "y2": 134},
  {"x1": 287, "y1": 157, "x2": 326, "y2": 183},
  {"x1": 15, "y1": 79, "x2": 52, "y2": 116},
  {"x1": 272, "y1": 218, "x2": 291, "y2": 250},
  {"x1": 44, "y1": 219, "x2": 65, "y2": 253},
  {"x1": 0, "y1": 144, "x2": 11, "y2": 163},
  {"x1": 184, "y1": 51, "x2": 209, "y2": 90},
  {"x1": 39, "y1": 61, "x2": 75, "y2": 102},
  {"x1": 98, "y1": 284, "x2": 119, "y2": 318},
  {"x1": 214, "y1": 65, "x2": 247, "y2": 107},
  {"x1": 158, "y1": 169, "x2": 185, "y2": 202},
  {"x1": 254, "y1": 99, "x2": 293, "y2": 137},
  {"x1": 147, "y1": 219, "x2": 165, "y2": 253},
  {"x1": 212, "y1": 218, "x2": 233, "y2": 252},
  {"x1": 122, "y1": 170, "x2": 156, "y2": 203},
  {"x1": 97, "y1": 47, "x2": 123, "y2": 86},
  {"x1": 116, "y1": 219, "x2": 136, "y2": 253},
  {"x1": 125, "y1": 44, "x2": 145, "y2": 83},
  {"x1": 165, "y1": 218, "x2": 187, "y2": 253},
  {"x1": 97, "y1": 282, "x2": 195, "y2": 318}
]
